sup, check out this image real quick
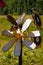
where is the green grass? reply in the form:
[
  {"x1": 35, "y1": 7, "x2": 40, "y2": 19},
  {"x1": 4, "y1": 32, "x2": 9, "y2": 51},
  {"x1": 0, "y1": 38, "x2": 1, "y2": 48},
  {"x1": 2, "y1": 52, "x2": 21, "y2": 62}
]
[{"x1": 0, "y1": 15, "x2": 43, "y2": 65}]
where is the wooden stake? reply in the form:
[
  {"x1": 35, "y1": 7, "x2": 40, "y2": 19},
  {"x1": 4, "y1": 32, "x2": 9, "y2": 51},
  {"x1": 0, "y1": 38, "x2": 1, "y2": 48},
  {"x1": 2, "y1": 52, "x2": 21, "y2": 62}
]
[{"x1": 19, "y1": 40, "x2": 22, "y2": 65}]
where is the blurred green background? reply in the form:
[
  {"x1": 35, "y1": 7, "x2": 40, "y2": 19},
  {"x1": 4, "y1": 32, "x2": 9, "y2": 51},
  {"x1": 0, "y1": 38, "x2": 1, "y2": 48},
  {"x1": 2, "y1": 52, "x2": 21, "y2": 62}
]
[{"x1": 0, "y1": 0, "x2": 43, "y2": 15}]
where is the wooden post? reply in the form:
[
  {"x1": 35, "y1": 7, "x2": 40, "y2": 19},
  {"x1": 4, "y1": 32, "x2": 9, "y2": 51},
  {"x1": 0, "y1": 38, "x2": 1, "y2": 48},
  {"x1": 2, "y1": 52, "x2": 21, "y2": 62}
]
[{"x1": 19, "y1": 40, "x2": 22, "y2": 65}]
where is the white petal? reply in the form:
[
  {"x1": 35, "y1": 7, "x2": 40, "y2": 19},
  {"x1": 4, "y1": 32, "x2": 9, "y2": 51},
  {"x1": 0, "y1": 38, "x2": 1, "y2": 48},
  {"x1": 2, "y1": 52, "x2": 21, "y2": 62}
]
[
  {"x1": 21, "y1": 19, "x2": 32, "y2": 33},
  {"x1": 32, "y1": 30, "x2": 40, "y2": 37},
  {"x1": 29, "y1": 42, "x2": 36, "y2": 49},
  {"x1": 8, "y1": 30, "x2": 13, "y2": 34}
]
